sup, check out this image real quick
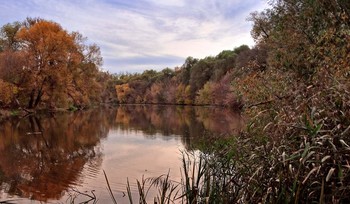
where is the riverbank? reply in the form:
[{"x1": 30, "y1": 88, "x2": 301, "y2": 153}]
[{"x1": 0, "y1": 107, "x2": 76, "y2": 122}]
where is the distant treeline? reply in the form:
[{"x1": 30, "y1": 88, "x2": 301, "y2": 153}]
[{"x1": 114, "y1": 44, "x2": 266, "y2": 107}]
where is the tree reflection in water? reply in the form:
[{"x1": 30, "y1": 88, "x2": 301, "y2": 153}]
[
  {"x1": 114, "y1": 105, "x2": 244, "y2": 150},
  {"x1": 0, "y1": 105, "x2": 243, "y2": 203},
  {"x1": 0, "y1": 109, "x2": 112, "y2": 202}
]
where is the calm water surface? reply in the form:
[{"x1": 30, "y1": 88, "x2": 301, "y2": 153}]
[{"x1": 0, "y1": 105, "x2": 243, "y2": 203}]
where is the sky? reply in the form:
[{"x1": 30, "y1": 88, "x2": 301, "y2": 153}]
[{"x1": 0, "y1": 0, "x2": 269, "y2": 73}]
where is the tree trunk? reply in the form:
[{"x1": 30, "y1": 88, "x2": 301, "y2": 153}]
[
  {"x1": 33, "y1": 89, "x2": 43, "y2": 108},
  {"x1": 32, "y1": 77, "x2": 47, "y2": 109},
  {"x1": 28, "y1": 89, "x2": 35, "y2": 109}
]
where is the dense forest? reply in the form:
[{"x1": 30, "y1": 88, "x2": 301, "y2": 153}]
[{"x1": 113, "y1": 44, "x2": 265, "y2": 107}]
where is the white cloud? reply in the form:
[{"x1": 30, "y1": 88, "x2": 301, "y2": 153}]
[
  {"x1": 0, "y1": 0, "x2": 269, "y2": 73},
  {"x1": 146, "y1": 0, "x2": 186, "y2": 7}
]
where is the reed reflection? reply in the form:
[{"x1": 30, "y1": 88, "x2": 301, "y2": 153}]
[{"x1": 0, "y1": 108, "x2": 114, "y2": 202}]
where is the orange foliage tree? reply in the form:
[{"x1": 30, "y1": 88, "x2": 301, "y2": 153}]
[
  {"x1": 16, "y1": 19, "x2": 79, "y2": 108},
  {"x1": 0, "y1": 18, "x2": 106, "y2": 109}
]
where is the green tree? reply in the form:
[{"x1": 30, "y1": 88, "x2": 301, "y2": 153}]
[
  {"x1": 189, "y1": 57, "x2": 215, "y2": 100},
  {"x1": 212, "y1": 50, "x2": 236, "y2": 81},
  {"x1": 178, "y1": 57, "x2": 198, "y2": 85}
]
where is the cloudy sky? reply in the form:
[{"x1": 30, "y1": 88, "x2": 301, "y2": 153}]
[{"x1": 0, "y1": 0, "x2": 268, "y2": 73}]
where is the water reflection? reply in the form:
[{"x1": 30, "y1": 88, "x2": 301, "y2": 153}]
[
  {"x1": 0, "y1": 105, "x2": 242, "y2": 203},
  {"x1": 0, "y1": 109, "x2": 112, "y2": 202},
  {"x1": 115, "y1": 105, "x2": 243, "y2": 149}
]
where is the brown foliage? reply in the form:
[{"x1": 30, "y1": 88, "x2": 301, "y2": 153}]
[
  {"x1": 0, "y1": 18, "x2": 110, "y2": 109},
  {"x1": 0, "y1": 79, "x2": 17, "y2": 106},
  {"x1": 116, "y1": 84, "x2": 132, "y2": 103}
]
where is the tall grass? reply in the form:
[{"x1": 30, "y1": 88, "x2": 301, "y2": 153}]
[
  {"x1": 103, "y1": 170, "x2": 181, "y2": 204},
  {"x1": 101, "y1": 148, "x2": 258, "y2": 203},
  {"x1": 101, "y1": 124, "x2": 349, "y2": 203}
]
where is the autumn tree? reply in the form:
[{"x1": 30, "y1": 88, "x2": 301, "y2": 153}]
[
  {"x1": 67, "y1": 33, "x2": 103, "y2": 107},
  {"x1": 0, "y1": 18, "x2": 105, "y2": 109},
  {"x1": 175, "y1": 83, "x2": 186, "y2": 104},
  {"x1": 115, "y1": 84, "x2": 132, "y2": 103},
  {"x1": 14, "y1": 19, "x2": 79, "y2": 108},
  {"x1": 97, "y1": 72, "x2": 119, "y2": 103},
  {"x1": 195, "y1": 82, "x2": 214, "y2": 105},
  {"x1": 0, "y1": 79, "x2": 17, "y2": 106},
  {"x1": 163, "y1": 79, "x2": 178, "y2": 104},
  {"x1": 0, "y1": 22, "x2": 26, "y2": 107},
  {"x1": 144, "y1": 82, "x2": 165, "y2": 104}
]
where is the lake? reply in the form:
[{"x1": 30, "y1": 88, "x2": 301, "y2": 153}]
[{"x1": 0, "y1": 105, "x2": 243, "y2": 203}]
